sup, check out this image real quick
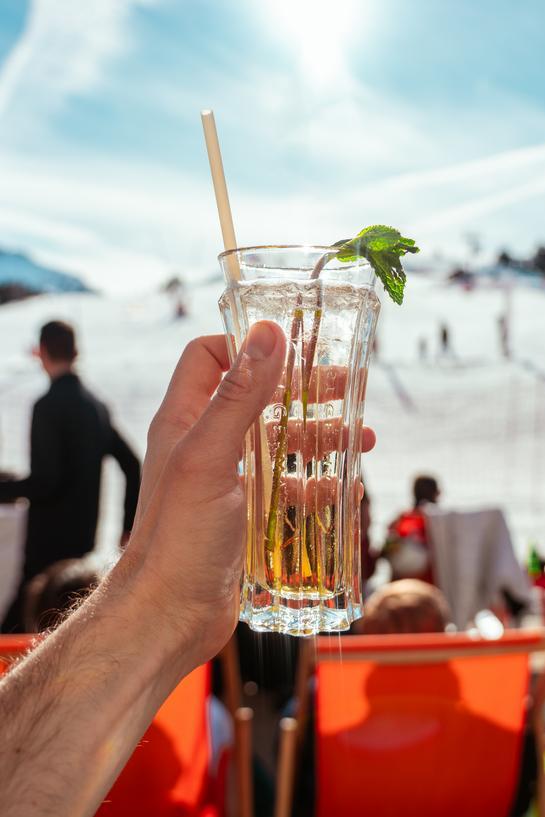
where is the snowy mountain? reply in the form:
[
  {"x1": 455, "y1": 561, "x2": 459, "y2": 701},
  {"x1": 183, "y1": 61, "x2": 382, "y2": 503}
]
[{"x1": 0, "y1": 248, "x2": 89, "y2": 299}]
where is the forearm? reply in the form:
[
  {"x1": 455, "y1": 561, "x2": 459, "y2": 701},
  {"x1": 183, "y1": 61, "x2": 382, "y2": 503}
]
[
  {"x1": 0, "y1": 325, "x2": 291, "y2": 816},
  {"x1": 0, "y1": 476, "x2": 60, "y2": 504},
  {"x1": 109, "y1": 429, "x2": 141, "y2": 531},
  {"x1": 122, "y1": 460, "x2": 141, "y2": 531},
  {"x1": 0, "y1": 478, "x2": 30, "y2": 502},
  {"x1": 0, "y1": 556, "x2": 195, "y2": 817}
]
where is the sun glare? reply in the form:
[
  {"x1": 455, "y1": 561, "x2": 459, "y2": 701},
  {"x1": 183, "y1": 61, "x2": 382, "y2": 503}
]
[{"x1": 263, "y1": 0, "x2": 367, "y2": 87}]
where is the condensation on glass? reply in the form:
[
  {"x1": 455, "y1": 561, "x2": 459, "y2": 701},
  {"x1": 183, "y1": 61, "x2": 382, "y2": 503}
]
[{"x1": 219, "y1": 246, "x2": 379, "y2": 636}]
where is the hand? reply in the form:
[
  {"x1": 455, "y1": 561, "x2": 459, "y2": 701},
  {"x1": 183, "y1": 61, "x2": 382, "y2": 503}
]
[
  {"x1": 126, "y1": 321, "x2": 376, "y2": 670},
  {"x1": 127, "y1": 322, "x2": 287, "y2": 667}
]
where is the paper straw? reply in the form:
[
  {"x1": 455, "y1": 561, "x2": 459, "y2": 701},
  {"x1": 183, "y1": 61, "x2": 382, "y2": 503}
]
[
  {"x1": 201, "y1": 109, "x2": 273, "y2": 497},
  {"x1": 201, "y1": 110, "x2": 239, "y2": 270}
]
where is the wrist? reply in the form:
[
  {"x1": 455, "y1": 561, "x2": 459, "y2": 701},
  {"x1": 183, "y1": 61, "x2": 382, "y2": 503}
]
[{"x1": 108, "y1": 552, "x2": 204, "y2": 688}]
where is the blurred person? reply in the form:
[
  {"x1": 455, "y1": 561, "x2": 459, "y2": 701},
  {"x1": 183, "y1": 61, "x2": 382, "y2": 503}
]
[
  {"x1": 290, "y1": 580, "x2": 452, "y2": 817},
  {"x1": 354, "y1": 578, "x2": 451, "y2": 634},
  {"x1": 164, "y1": 275, "x2": 189, "y2": 320},
  {"x1": 22, "y1": 558, "x2": 99, "y2": 633},
  {"x1": 361, "y1": 490, "x2": 377, "y2": 583},
  {"x1": 0, "y1": 320, "x2": 141, "y2": 633},
  {"x1": 355, "y1": 582, "x2": 536, "y2": 817},
  {"x1": 0, "y1": 323, "x2": 376, "y2": 816},
  {"x1": 340, "y1": 592, "x2": 534, "y2": 817},
  {"x1": 498, "y1": 313, "x2": 510, "y2": 359},
  {"x1": 417, "y1": 336, "x2": 428, "y2": 362},
  {"x1": 175, "y1": 299, "x2": 188, "y2": 319},
  {"x1": 23, "y1": 557, "x2": 234, "y2": 787},
  {"x1": 438, "y1": 322, "x2": 455, "y2": 360},
  {"x1": 381, "y1": 475, "x2": 440, "y2": 583},
  {"x1": 440, "y1": 322, "x2": 449, "y2": 353},
  {"x1": 300, "y1": 581, "x2": 532, "y2": 817},
  {"x1": 414, "y1": 475, "x2": 440, "y2": 506}
]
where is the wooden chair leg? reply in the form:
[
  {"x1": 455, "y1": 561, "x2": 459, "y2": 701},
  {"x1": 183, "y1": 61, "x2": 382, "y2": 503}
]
[
  {"x1": 234, "y1": 707, "x2": 254, "y2": 817},
  {"x1": 274, "y1": 717, "x2": 298, "y2": 817},
  {"x1": 293, "y1": 638, "x2": 314, "y2": 750},
  {"x1": 220, "y1": 634, "x2": 243, "y2": 718}
]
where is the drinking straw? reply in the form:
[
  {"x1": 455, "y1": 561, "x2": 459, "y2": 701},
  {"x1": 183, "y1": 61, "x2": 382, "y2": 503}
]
[
  {"x1": 200, "y1": 109, "x2": 273, "y2": 497},
  {"x1": 201, "y1": 110, "x2": 239, "y2": 269}
]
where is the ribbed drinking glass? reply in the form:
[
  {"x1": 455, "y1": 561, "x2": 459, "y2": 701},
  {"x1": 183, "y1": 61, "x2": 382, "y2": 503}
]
[{"x1": 219, "y1": 246, "x2": 379, "y2": 636}]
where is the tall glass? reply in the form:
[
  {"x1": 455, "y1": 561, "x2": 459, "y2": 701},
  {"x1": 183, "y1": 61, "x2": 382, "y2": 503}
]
[{"x1": 219, "y1": 247, "x2": 379, "y2": 636}]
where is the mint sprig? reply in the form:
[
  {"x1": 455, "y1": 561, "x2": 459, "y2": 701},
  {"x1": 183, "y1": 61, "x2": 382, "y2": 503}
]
[{"x1": 330, "y1": 225, "x2": 419, "y2": 304}]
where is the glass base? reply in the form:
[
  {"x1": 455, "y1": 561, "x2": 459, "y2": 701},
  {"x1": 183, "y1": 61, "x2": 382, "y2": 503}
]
[{"x1": 240, "y1": 584, "x2": 362, "y2": 637}]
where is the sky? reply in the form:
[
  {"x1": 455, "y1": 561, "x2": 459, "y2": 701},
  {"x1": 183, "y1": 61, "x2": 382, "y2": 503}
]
[{"x1": 0, "y1": 0, "x2": 544, "y2": 292}]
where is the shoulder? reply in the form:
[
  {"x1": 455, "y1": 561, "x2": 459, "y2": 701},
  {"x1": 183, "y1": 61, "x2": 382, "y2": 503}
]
[
  {"x1": 393, "y1": 510, "x2": 426, "y2": 538},
  {"x1": 79, "y1": 382, "x2": 111, "y2": 423},
  {"x1": 33, "y1": 390, "x2": 54, "y2": 416},
  {"x1": 31, "y1": 392, "x2": 62, "y2": 433}
]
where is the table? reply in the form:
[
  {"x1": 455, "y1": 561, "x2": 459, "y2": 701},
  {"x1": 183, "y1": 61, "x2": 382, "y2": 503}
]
[{"x1": 0, "y1": 501, "x2": 27, "y2": 620}]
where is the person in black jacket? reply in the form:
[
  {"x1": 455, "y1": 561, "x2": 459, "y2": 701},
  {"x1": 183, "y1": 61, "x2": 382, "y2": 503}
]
[{"x1": 0, "y1": 320, "x2": 141, "y2": 632}]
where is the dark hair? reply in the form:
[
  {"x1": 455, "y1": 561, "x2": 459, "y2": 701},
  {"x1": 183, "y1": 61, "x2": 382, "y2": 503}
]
[
  {"x1": 39, "y1": 321, "x2": 77, "y2": 362},
  {"x1": 413, "y1": 475, "x2": 439, "y2": 507},
  {"x1": 23, "y1": 559, "x2": 98, "y2": 632}
]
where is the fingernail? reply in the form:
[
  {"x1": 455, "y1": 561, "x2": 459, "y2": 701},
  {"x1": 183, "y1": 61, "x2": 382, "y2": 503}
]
[{"x1": 245, "y1": 322, "x2": 277, "y2": 360}]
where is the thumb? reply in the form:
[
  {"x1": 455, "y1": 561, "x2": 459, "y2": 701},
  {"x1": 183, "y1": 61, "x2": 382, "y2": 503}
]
[{"x1": 191, "y1": 321, "x2": 286, "y2": 460}]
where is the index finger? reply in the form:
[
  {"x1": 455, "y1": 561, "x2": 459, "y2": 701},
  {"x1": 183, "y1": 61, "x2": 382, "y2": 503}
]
[
  {"x1": 137, "y1": 335, "x2": 231, "y2": 524},
  {"x1": 157, "y1": 334, "x2": 230, "y2": 430}
]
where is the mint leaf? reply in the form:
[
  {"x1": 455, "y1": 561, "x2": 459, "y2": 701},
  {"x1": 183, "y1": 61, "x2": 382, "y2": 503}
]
[{"x1": 332, "y1": 225, "x2": 419, "y2": 305}]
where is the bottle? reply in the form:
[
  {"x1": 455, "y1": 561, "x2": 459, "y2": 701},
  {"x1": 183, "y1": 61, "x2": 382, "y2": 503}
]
[{"x1": 527, "y1": 543, "x2": 542, "y2": 584}]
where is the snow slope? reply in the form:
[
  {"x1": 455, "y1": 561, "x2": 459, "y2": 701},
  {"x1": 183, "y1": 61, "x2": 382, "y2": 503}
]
[{"x1": 1, "y1": 275, "x2": 544, "y2": 576}]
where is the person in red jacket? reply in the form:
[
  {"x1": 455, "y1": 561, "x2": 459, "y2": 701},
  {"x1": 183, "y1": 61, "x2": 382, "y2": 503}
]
[{"x1": 382, "y1": 475, "x2": 440, "y2": 584}]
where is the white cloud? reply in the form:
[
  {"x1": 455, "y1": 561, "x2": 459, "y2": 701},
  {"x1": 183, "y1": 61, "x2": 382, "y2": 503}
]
[
  {"x1": 0, "y1": 0, "x2": 156, "y2": 120},
  {"x1": 376, "y1": 142, "x2": 545, "y2": 194},
  {"x1": 409, "y1": 174, "x2": 545, "y2": 234},
  {"x1": 0, "y1": 138, "x2": 544, "y2": 293},
  {"x1": 286, "y1": 94, "x2": 438, "y2": 176}
]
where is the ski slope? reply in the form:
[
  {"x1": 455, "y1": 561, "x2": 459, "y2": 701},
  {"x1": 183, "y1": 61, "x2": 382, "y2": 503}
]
[{"x1": 1, "y1": 274, "x2": 544, "y2": 577}]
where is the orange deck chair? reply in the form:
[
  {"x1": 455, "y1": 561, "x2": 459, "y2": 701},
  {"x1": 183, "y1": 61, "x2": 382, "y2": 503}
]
[
  {"x1": 0, "y1": 634, "x2": 226, "y2": 817},
  {"x1": 312, "y1": 630, "x2": 545, "y2": 817}
]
